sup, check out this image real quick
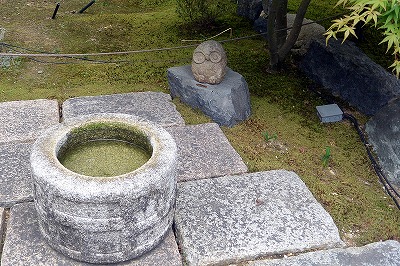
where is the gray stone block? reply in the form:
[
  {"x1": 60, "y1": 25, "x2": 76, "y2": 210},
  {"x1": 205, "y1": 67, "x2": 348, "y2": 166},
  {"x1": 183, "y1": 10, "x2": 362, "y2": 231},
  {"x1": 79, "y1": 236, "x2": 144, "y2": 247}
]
[
  {"x1": 366, "y1": 98, "x2": 400, "y2": 188},
  {"x1": 0, "y1": 99, "x2": 59, "y2": 143},
  {"x1": 168, "y1": 65, "x2": 251, "y2": 127},
  {"x1": 300, "y1": 39, "x2": 400, "y2": 116},
  {"x1": 62, "y1": 92, "x2": 185, "y2": 127},
  {"x1": 1, "y1": 202, "x2": 182, "y2": 266},
  {"x1": 174, "y1": 170, "x2": 344, "y2": 266},
  {"x1": 0, "y1": 142, "x2": 34, "y2": 207},
  {"x1": 0, "y1": 207, "x2": 5, "y2": 237},
  {"x1": 167, "y1": 123, "x2": 247, "y2": 182},
  {"x1": 245, "y1": 240, "x2": 400, "y2": 266}
]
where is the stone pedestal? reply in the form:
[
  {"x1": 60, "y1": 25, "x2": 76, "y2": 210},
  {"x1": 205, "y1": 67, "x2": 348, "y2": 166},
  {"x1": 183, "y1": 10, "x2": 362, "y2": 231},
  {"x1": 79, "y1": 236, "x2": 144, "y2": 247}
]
[{"x1": 168, "y1": 65, "x2": 251, "y2": 127}]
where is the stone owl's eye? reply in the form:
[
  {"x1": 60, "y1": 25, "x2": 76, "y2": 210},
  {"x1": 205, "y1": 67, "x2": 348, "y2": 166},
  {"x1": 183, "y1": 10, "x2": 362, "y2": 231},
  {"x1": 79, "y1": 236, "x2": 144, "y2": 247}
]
[
  {"x1": 193, "y1": 52, "x2": 206, "y2": 64},
  {"x1": 209, "y1": 51, "x2": 222, "y2": 63}
]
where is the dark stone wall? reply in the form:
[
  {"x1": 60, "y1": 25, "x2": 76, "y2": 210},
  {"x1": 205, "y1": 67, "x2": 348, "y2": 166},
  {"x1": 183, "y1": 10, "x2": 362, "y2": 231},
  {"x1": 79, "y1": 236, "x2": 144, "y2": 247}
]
[{"x1": 300, "y1": 38, "x2": 400, "y2": 116}]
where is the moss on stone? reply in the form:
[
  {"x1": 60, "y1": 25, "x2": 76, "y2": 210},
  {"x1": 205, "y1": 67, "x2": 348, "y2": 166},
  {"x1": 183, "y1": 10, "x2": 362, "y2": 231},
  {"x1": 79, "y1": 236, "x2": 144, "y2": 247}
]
[{"x1": 57, "y1": 122, "x2": 153, "y2": 176}]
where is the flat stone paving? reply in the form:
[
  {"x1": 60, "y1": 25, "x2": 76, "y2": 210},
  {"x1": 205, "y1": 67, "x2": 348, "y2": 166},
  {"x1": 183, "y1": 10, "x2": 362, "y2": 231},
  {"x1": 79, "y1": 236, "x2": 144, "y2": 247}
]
[
  {"x1": 0, "y1": 99, "x2": 59, "y2": 143},
  {"x1": 167, "y1": 123, "x2": 248, "y2": 182},
  {"x1": 174, "y1": 170, "x2": 344, "y2": 266},
  {"x1": 244, "y1": 240, "x2": 400, "y2": 266},
  {"x1": 1, "y1": 202, "x2": 182, "y2": 266},
  {"x1": 0, "y1": 207, "x2": 5, "y2": 237},
  {"x1": 0, "y1": 93, "x2": 399, "y2": 266},
  {"x1": 0, "y1": 142, "x2": 34, "y2": 207},
  {"x1": 62, "y1": 92, "x2": 185, "y2": 127}
]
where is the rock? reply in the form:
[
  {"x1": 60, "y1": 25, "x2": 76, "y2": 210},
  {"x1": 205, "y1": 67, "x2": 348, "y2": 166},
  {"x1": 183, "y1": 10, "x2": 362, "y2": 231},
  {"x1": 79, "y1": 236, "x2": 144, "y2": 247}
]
[
  {"x1": 365, "y1": 98, "x2": 400, "y2": 188},
  {"x1": 166, "y1": 123, "x2": 247, "y2": 182},
  {"x1": 287, "y1": 14, "x2": 326, "y2": 55},
  {"x1": 174, "y1": 170, "x2": 344, "y2": 265},
  {"x1": 254, "y1": 13, "x2": 326, "y2": 55},
  {"x1": 0, "y1": 142, "x2": 34, "y2": 207},
  {"x1": 300, "y1": 38, "x2": 400, "y2": 116},
  {"x1": 1, "y1": 202, "x2": 182, "y2": 266},
  {"x1": 237, "y1": 0, "x2": 263, "y2": 21},
  {"x1": 168, "y1": 65, "x2": 251, "y2": 127},
  {"x1": 191, "y1": 40, "x2": 227, "y2": 85},
  {"x1": 246, "y1": 240, "x2": 400, "y2": 266},
  {"x1": 0, "y1": 99, "x2": 59, "y2": 143},
  {"x1": 62, "y1": 92, "x2": 185, "y2": 127}
]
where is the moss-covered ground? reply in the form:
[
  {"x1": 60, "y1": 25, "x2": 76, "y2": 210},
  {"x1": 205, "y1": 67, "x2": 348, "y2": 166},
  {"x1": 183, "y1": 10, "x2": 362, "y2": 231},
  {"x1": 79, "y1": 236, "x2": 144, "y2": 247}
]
[{"x1": 1, "y1": 0, "x2": 399, "y2": 245}]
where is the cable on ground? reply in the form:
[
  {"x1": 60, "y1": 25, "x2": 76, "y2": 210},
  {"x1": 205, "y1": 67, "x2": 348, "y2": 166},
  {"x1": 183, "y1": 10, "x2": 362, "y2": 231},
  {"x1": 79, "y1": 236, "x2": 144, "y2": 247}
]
[
  {"x1": 0, "y1": 11, "x2": 350, "y2": 59},
  {"x1": 343, "y1": 113, "x2": 400, "y2": 209}
]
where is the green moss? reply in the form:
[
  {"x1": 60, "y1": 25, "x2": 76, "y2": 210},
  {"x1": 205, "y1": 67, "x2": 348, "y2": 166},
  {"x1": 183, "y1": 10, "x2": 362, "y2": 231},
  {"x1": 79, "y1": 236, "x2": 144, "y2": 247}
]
[
  {"x1": 1, "y1": 0, "x2": 399, "y2": 245},
  {"x1": 59, "y1": 139, "x2": 150, "y2": 177},
  {"x1": 62, "y1": 122, "x2": 151, "y2": 150},
  {"x1": 57, "y1": 122, "x2": 153, "y2": 176}
]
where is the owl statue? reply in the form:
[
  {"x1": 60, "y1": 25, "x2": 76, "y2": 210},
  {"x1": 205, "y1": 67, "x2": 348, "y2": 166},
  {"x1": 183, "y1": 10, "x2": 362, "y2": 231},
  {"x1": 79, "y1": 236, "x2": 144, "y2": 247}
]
[{"x1": 191, "y1": 40, "x2": 227, "y2": 85}]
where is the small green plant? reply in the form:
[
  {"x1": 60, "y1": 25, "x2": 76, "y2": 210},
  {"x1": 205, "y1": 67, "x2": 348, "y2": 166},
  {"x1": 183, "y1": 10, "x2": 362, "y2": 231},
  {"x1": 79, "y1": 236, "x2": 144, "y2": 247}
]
[
  {"x1": 322, "y1": 146, "x2": 331, "y2": 167},
  {"x1": 262, "y1": 131, "x2": 278, "y2": 142}
]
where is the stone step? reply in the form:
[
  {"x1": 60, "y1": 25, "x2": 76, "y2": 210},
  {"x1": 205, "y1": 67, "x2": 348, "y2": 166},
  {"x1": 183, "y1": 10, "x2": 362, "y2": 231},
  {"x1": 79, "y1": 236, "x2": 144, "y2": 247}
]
[
  {"x1": 0, "y1": 99, "x2": 59, "y2": 143},
  {"x1": 166, "y1": 123, "x2": 247, "y2": 182},
  {"x1": 1, "y1": 202, "x2": 182, "y2": 266},
  {"x1": 244, "y1": 240, "x2": 400, "y2": 266},
  {"x1": 0, "y1": 142, "x2": 34, "y2": 207},
  {"x1": 0, "y1": 122, "x2": 246, "y2": 206},
  {"x1": 62, "y1": 92, "x2": 185, "y2": 127},
  {"x1": 174, "y1": 170, "x2": 344, "y2": 266}
]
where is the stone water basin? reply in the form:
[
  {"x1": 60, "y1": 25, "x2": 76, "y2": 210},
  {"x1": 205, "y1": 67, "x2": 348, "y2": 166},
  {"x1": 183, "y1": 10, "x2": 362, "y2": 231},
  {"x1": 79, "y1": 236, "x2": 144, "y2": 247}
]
[{"x1": 30, "y1": 113, "x2": 177, "y2": 264}]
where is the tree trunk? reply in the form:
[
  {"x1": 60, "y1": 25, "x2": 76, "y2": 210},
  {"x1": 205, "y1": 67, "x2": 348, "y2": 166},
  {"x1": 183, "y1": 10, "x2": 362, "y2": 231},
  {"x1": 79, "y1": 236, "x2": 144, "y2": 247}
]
[
  {"x1": 276, "y1": 0, "x2": 288, "y2": 48},
  {"x1": 264, "y1": 0, "x2": 312, "y2": 71},
  {"x1": 277, "y1": 0, "x2": 311, "y2": 60},
  {"x1": 264, "y1": 0, "x2": 280, "y2": 70}
]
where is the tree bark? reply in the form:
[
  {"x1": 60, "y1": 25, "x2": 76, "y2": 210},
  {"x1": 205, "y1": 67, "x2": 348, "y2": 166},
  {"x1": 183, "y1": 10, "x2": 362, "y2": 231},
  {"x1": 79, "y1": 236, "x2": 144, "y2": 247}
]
[
  {"x1": 264, "y1": 0, "x2": 280, "y2": 70},
  {"x1": 276, "y1": 0, "x2": 288, "y2": 48},
  {"x1": 264, "y1": 0, "x2": 312, "y2": 70},
  {"x1": 277, "y1": 0, "x2": 311, "y2": 60}
]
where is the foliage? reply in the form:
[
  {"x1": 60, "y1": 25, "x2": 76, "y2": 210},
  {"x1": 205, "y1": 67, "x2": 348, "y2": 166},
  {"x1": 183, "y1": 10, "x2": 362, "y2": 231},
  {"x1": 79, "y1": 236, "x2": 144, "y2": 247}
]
[
  {"x1": 322, "y1": 146, "x2": 331, "y2": 167},
  {"x1": 175, "y1": 0, "x2": 230, "y2": 27},
  {"x1": 326, "y1": 0, "x2": 400, "y2": 77},
  {"x1": 262, "y1": 131, "x2": 278, "y2": 141}
]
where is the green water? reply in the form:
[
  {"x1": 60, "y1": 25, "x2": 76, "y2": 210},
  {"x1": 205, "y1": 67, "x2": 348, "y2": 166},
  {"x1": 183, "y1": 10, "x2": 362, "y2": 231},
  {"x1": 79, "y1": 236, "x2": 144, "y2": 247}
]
[{"x1": 58, "y1": 139, "x2": 151, "y2": 177}]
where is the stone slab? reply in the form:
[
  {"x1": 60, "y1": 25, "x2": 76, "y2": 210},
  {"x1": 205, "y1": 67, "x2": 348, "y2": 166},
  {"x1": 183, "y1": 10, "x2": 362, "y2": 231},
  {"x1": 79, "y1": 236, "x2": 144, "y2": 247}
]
[
  {"x1": 0, "y1": 99, "x2": 59, "y2": 143},
  {"x1": 168, "y1": 65, "x2": 251, "y2": 127},
  {"x1": 166, "y1": 123, "x2": 247, "y2": 182},
  {"x1": 174, "y1": 170, "x2": 344, "y2": 266},
  {"x1": 366, "y1": 98, "x2": 400, "y2": 188},
  {"x1": 62, "y1": 92, "x2": 185, "y2": 127},
  {"x1": 245, "y1": 240, "x2": 400, "y2": 266},
  {"x1": 0, "y1": 142, "x2": 34, "y2": 207},
  {"x1": 0, "y1": 207, "x2": 5, "y2": 238},
  {"x1": 1, "y1": 202, "x2": 182, "y2": 266}
]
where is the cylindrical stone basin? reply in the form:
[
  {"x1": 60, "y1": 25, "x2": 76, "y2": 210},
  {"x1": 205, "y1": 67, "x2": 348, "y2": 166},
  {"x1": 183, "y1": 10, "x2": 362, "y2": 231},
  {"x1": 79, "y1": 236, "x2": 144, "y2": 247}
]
[{"x1": 30, "y1": 113, "x2": 177, "y2": 264}]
